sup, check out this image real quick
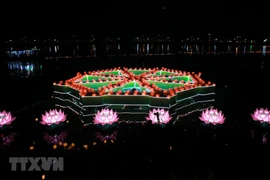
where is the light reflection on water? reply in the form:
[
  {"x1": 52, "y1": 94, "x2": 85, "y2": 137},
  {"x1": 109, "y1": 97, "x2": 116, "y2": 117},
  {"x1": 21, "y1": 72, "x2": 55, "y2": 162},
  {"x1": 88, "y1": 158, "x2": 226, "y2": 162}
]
[
  {"x1": 6, "y1": 43, "x2": 270, "y2": 59},
  {"x1": 7, "y1": 61, "x2": 42, "y2": 77}
]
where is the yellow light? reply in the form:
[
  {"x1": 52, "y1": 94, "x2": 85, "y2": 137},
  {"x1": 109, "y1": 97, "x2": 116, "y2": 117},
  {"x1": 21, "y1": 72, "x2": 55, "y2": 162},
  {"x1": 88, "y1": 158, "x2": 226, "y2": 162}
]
[
  {"x1": 83, "y1": 144, "x2": 88, "y2": 149},
  {"x1": 93, "y1": 142, "x2": 96, "y2": 145},
  {"x1": 29, "y1": 146, "x2": 34, "y2": 150},
  {"x1": 53, "y1": 145, "x2": 57, "y2": 149},
  {"x1": 71, "y1": 143, "x2": 75, "y2": 147},
  {"x1": 42, "y1": 175, "x2": 45, "y2": 179},
  {"x1": 63, "y1": 143, "x2": 68, "y2": 147},
  {"x1": 35, "y1": 118, "x2": 38, "y2": 121},
  {"x1": 66, "y1": 120, "x2": 69, "y2": 123}
]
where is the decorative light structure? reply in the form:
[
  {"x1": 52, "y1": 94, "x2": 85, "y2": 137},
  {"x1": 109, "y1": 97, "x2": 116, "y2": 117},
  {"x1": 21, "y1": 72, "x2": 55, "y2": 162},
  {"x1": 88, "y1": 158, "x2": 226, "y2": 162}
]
[
  {"x1": 54, "y1": 67, "x2": 216, "y2": 120},
  {"x1": 0, "y1": 111, "x2": 16, "y2": 127},
  {"x1": 94, "y1": 108, "x2": 119, "y2": 125},
  {"x1": 146, "y1": 108, "x2": 172, "y2": 124},
  {"x1": 40, "y1": 109, "x2": 67, "y2": 126},
  {"x1": 251, "y1": 108, "x2": 270, "y2": 124},
  {"x1": 199, "y1": 108, "x2": 225, "y2": 125},
  {"x1": 43, "y1": 131, "x2": 68, "y2": 145}
]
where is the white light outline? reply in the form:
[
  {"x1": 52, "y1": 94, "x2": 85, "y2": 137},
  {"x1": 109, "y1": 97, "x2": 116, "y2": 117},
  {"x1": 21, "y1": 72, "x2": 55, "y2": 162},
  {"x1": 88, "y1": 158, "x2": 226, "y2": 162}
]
[
  {"x1": 54, "y1": 92, "x2": 215, "y2": 109},
  {"x1": 56, "y1": 99, "x2": 214, "y2": 117},
  {"x1": 54, "y1": 85, "x2": 215, "y2": 100}
]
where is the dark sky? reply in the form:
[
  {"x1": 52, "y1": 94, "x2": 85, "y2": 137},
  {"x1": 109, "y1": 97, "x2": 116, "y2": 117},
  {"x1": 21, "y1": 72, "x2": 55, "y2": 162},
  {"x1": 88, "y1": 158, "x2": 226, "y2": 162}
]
[{"x1": 3, "y1": 2, "x2": 269, "y2": 39}]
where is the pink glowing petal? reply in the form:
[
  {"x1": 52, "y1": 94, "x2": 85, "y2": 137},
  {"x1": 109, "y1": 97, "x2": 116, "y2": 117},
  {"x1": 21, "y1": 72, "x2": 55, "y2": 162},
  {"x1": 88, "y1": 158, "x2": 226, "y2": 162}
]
[
  {"x1": 145, "y1": 108, "x2": 172, "y2": 124},
  {"x1": 40, "y1": 109, "x2": 67, "y2": 126},
  {"x1": 199, "y1": 108, "x2": 226, "y2": 125},
  {"x1": 251, "y1": 108, "x2": 270, "y2": 124},
  {"x1": 0, "y1": 111, "x2": 16, "y2": 126},
  {"x1": 94, "y1": 108, "x2": 119, "y2": 125}
]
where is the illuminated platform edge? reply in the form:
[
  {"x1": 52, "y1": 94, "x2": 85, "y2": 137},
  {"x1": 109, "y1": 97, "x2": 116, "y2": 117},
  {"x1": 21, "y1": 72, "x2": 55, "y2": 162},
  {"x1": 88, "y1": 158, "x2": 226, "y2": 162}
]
[{"x1": 53, "y1": 85, "x2": 215, "y2": 121}]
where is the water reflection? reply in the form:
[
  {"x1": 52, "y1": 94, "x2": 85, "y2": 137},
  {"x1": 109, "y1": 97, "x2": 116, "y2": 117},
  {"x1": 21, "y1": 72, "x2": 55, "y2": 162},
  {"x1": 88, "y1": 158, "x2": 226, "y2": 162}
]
[
  {"x1": 6, "y1": 49, "x2": 39, "y2": 57},
  {"x1": 7, "y1": 61, "x2": 42, "y2": 77},
  {"x1": 0, "y1": 132, "x2": 16, "y2": 147},
  {"x1": 6, "y1": 43, "x2": 270, "y2": 60},
  {"x1": 43, "y1": 131, "x2": 68, "y2": 145},
  {"x1": 108, "y1": 43, "x2": 269, "y2": 56},
  {"x1": 95, "y1": 130, "x2": 118, "y2": 143}
]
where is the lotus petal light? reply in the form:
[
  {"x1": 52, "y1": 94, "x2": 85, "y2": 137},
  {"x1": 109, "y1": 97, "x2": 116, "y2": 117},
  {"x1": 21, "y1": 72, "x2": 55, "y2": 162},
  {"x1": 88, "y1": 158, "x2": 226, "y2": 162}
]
[
  {"x1": 146, "y1": 108, "x2": 172, "y2": 124},
  {"x1": 43, "y1": 131, "x2": 68, "y2": 145},
  {"x1": 41, "y1": 109, "x2": 66, "y2": 126},
  {"x1": 94, "y1": 108, "x2": 119, "y2": 125},
  {"x1": 199, "y1": 108, "x2": 225, "y2": 125},
  {"x1": 0, "y1": 111, "x2": 16, "y2": 127},
  {"x1": 251, "y1": 108, "x2": 270, "y2": 123}
]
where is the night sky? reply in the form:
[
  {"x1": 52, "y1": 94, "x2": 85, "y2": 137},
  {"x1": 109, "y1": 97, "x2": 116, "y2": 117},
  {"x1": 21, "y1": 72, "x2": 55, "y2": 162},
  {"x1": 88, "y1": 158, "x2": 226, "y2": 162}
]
[{"x1": 3, "y1": 2, "x2": 269, "y2": 39}]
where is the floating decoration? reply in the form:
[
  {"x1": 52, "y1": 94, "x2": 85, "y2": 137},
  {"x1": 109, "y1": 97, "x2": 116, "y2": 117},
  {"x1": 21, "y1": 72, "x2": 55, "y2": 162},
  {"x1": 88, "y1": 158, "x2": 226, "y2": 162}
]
[
  {"x1": 0, "y1": 111, "x2": 16, "y2": 128},
  {"x1": 199, "y1": 108, "x2": 225, "y2": 125},
  {"x1": 146, "y1": 108, "x2": 172, "y2": 124},
  {"x1": 40, "y1": 109, "x2": 67, "y2": 126}
]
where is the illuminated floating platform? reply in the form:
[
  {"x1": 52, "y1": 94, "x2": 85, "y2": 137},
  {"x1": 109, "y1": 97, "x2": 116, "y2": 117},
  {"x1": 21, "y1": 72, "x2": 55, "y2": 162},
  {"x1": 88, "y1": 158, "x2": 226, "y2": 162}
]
[{"x1": 53, "y1": 67, "x2": 216, "y2": 122}]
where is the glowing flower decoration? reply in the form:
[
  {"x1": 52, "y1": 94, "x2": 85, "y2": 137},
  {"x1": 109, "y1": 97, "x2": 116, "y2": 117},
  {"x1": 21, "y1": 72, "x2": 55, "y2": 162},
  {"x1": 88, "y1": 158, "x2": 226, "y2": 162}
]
[
  {"x1": 146, "y1": 108, "x2": 172, "y2": 124},
  {"x1": 94, "y1": 108, "x2": 119, "y2": 125},
  {"x1": 41, "y1": 109, "x2": 67, "y2": 126},
  {"x1": 0, "y1": 111, "x2": 16, "y2": 127},
  {"x1": 251, "y1": 108, "x2": 270, "y2": 124},
  {"x1": 43, "y1": 131, "x2": 68, "y2": 145},
  {"x1": 199, "y1": 108, "x2": 225, "y2": 125}
]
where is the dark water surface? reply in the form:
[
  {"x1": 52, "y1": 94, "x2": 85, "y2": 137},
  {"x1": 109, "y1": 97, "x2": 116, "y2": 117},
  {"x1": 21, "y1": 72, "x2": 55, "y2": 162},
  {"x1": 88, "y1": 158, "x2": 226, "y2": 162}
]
[{"x1": 1, "y1": 54, "x2": 270, "y2": 179}]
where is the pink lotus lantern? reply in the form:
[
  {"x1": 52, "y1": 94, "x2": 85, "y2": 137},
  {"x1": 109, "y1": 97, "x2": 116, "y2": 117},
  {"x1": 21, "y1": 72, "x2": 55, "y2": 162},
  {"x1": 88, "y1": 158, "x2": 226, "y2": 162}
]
[
  {"x1": 251, "y1": 108, "x2": 270, "y2": 124},
  {"x1": 40, "y1": 109, "x2": 67, "y2": 126},
  {"x1": 0, "y1": 111, "x2": 16, "y2": 127},
  {"x1": 146, "y1": 108, "x2": 172, "y2": 124},
  {"x1": 94, "y1": 108, "x2": 119, "y2": 125},
  {"x1": 199, "y1": 108, "x2": 225, "y2": 125}
]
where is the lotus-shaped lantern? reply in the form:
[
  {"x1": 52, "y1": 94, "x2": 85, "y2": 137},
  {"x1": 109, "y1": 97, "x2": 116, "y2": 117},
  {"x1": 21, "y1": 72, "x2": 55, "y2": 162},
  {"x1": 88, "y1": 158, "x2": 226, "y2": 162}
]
[
  {"x1": 43, "y1": 131, "x2": 68, "y2": 145},
  {"x1": 0, "y1": 111, "x2": 16, "y2": 127},
  {"x1": 146, "y1": 108, "x2": 172, "y2": 124},
  {"x1": 40, "y1": 109, "x2": 67, "y2": 126},
  {"x1": 199, "y1": 108, "x2": 225, "y2": 125},
  {"x1": 94, "y1": 108, "x2": 119, "y2": 125},
  {"x1": 251, "y1": 108, "x2": 270, "y2": 124}
]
